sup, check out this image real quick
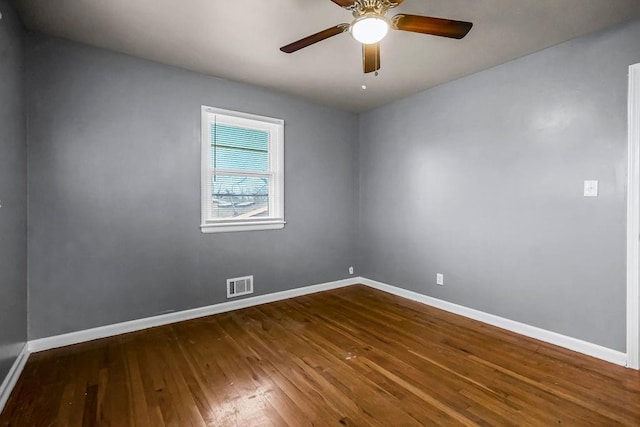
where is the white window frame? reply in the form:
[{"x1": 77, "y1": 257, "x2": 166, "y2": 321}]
[{"x1": 200, "y1": 106, "x2": 285, "y2": 233}]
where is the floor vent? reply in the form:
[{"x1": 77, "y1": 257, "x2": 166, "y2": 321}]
[{"x1": 227, "y1": 275, "x2": 254, "y2": 298}]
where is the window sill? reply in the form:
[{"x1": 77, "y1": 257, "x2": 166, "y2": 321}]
[{"x1": 200, "y1": 220, "x2": 286, "y2": 234}]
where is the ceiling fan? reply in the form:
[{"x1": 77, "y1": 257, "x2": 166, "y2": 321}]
[{"x1": 280, "y1": 0, "x2": 473, "y2": 74}]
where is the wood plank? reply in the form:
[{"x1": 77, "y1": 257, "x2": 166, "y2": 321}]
[{"x1": 1, "y1": 284, "x2": 639, "y2": 425}]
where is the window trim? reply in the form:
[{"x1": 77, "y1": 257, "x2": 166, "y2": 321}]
[{"x1": 200, "y1": 106, "x2": 285, "y2": 233}]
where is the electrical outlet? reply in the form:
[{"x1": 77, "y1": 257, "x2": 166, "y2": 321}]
[
  {"x1": 348, "y1": 266, "x2": 354, "y2": 275},
  {"x1": 436, "y1": 273, "x2": 444, "y2": 286}
]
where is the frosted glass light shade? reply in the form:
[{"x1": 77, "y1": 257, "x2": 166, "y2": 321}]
[{"x1": 351, "y1": 15, "x2": 390, "y2": 44}]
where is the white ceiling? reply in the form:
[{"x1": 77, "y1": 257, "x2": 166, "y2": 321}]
[{"x1": 14, "y1": 0, "x2": 640, "y2": 112}]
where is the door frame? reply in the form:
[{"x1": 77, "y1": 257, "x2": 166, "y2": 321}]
[{"x1": 627, "y1": 63, "x2": 640, "y2": 369}]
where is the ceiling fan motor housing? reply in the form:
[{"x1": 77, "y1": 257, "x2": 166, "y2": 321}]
[{"x1": 348, "y1": 0, "x2": 403, "y2": 17}]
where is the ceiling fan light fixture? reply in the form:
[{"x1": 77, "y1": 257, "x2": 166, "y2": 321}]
[{"x1": 350, "y1": 14, "x2": 390, "y2": 44}]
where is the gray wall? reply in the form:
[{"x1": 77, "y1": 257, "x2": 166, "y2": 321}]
[
  {"x1": 26, "y1": 34, "x2": 359, "y2": 339},
  {"x1": 22, "y1": 17, "x2": 640, "y2": 351},
  {"x1": 359, "y1": 19, "x2": 640, "y2": 351},
  {"x1": 0, "y1": 0, "x2": 27, "y2": 381}
]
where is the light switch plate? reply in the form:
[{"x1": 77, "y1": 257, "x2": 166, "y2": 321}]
[{"x1": 584, "y1": 180, "x2": 598, "y2": 197}]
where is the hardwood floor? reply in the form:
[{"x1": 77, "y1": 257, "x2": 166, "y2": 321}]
[{"x1": 1, "y1": 285, "x2": 639, "y2": 426}]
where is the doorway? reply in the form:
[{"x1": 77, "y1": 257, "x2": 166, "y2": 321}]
[{"x1": 627, "y1": 63, "x2": 640, "y2": 369}]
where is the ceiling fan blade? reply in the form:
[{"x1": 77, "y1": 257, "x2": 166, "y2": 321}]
[
  {"x1": 363, "y1": 43, "x2": 381, "y2": 74},
  {"x1": 391, "y1": 14, "x2": 473, "y2": 39},
  {"x1": 329, "y1": 0, "x2": 356, "y2": 7},
  {"x1": 280, "y1": 24, "x2": 349, "y2": 53}
]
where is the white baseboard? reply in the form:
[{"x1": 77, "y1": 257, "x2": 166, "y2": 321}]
[
  {"x1": 360, "y1": 277, "x2": 629, "y2": 367},
  {"x1": 4, "y1": 276, "x2": 629, "y2": 415},
  {"x1": 26, "y1": 276, "x2": 628, "y2": 368},
  {"x1": 28, "y1": 277, "x2": 359, "y2": 353},
  {"x1": 0, "y1": 344, "x2": 29, "y2": 414}
]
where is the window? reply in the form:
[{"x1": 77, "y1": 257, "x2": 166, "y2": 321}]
[{"x1": 201, "y1": 106, "x2": 284, "y2": 233}]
